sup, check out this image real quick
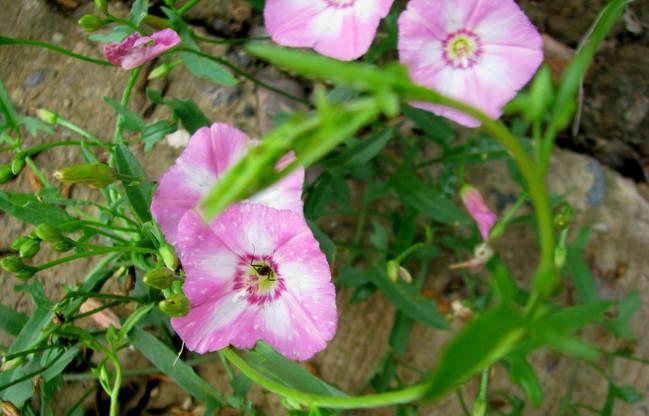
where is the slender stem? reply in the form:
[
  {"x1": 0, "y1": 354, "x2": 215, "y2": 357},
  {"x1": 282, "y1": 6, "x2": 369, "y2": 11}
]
[
  {"x1": 193, "y1": 33, "x2": 270, "y2": 45},
  {"x1": 113, "y1": 69, "x2": 141, "y2": 145},
  {"x1": 66, "y1": 291, "x2": 147, "y2": 304},
  {"x1": 24, "y1": 156, "x2": 53, "y2": 188},
  {"x1": 75, "y1": 220, "x2": 139, "y2": 233},
  {"x1": 0, "y1": 350, "x2": 65, "y2": 391},
  {"x1": 177, "y1": 0, "x2": 201, "y2": 16},
  {"x1": 75, "y1": 244, "x2": 156, "y2": 254},
  {"x1": 0, "y1": 36, "x2": 111, "y2": 66},
  {"x1": 2, "y1": 343, "x2": 60, "y2": 362},
  {"x1": 175, "y1": 48, "x2": 309, "y2": 105},
  {"x1": 21, "y1": 140, "x2": 106, "y2": 157},
  {"x1": 34, "y1": 246, "x2": 151, "y2": 272},
  {"x1": 222, "y1": 348, "x2": 428, "y2": 409},
  {"x1": 472, "y1": 368, "x2": 489, "y2": 416},
  {"x1": 68, "y1": 300, "x2": 123, "y2": 322},
  {"x1": 395, "y1": 242, "x2": 425, "y2": 264},
  {"x1": 57, "y1": 117, "x2": 107, "y2": 146},
  {"x1": 456, "y1": 389, "x2": 471, "y2": 416},
  {"x1": 64, "y1": 385, "x2": 96, "y2": 416}
]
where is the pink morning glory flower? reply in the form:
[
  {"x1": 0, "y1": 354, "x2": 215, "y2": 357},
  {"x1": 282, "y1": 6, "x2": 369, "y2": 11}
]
[
  {"x1": 398, "y1": 0, "x2": 544, "y2": 127},
  {"x1": 172, "y1": 203, "x2": 337, "y2": 360},
  {"x1": 264, "y1": 0, "x2": 395, "y2": 61},
  {"x1": 151, "y1": 123, "x2": 305, "y2": 245},
  {"x1": 104, "y1": 29, "x2": 181, "y2": 70},
  {"x1": 461, "y1": 185, "x2": 497, "y2": 241}
]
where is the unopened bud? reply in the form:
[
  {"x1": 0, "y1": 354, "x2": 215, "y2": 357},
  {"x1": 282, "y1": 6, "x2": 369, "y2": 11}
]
[
  {"x1": 11, "y1": 236, "x2": 30, "y2": 251},
  {"x1": 159, "y1": 293, "x2": 190, "y2": 317},
  {"x1": 398, "y1": 265, "x2": 413, "y2": 284},
  {"x1": 54, "y1": 163, "x2": 116, "y2": 188},
  {"x1": 19, "y1": 239, "x2": 40, "y2": 259},
  {"x1": 148, "y1": 60, "x2": 181, "y2": 80},
  {"x1": 16, "y1": 269, "x2": 36, "y2": 280},
  {"x1": 553, "y1": 203, "x2": 573, "y2": 230},
  {"x1": 34, "y1": 224, "x2": 64, "y2": 243},
  {"x1": 94, "y1": 0, "x2": 108, "y2": 14},
  {"x1": 159, "y1": 243, "x2": 178, "y2": 271},
  {"x1": 78, "y1": 14, "x2": 103, "y2": 32},
  {"x1": 1, "y1": 256, "x2": 30, "y2": 273},
  {"x1": 386, "y1": 260, "x2": 399, "y2": 283},
  {"x1": 36, "y1": 109, "x2": 58, "y2": 125},
  {"x1": 52, "y1": 239, "x2": 74, "y2": 253},
  {"x1": 0, "y1": 165, "x2": 16, "y2": 184},
  {"x1": 1, "y1": 400, "x2": 20, "y2": 416},
  {"x1": 143, "y1": 267, "x2": 175, "y2": 290},
  {"x1": 461, "y1": 185, "x2": 497, "y2": 242},
  {"x1": 10, "y1": 157, "x2": 24, "y2": 175}
]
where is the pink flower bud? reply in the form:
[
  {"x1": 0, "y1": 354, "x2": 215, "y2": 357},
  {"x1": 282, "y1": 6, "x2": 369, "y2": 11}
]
[
  {"x1": 104, "y1": 29, "x2": 181, "y2": 70},
  {"x1": 461, "y1": 185, "x2": 497, "y2": 241}
]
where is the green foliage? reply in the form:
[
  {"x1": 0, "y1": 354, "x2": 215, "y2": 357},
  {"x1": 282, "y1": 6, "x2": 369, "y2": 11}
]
[{"x1": 114, "y1": 144, "x2": 154, "y2": 222}]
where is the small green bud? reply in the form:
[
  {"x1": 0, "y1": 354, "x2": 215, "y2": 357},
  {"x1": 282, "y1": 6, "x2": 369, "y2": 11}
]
[
  {"x1": 34, "y1": 223, "x2": 64, "y2": 243},
  {"x1": 148, "y1": 60, "x2": 182, "y2": 80},
  {"x1": 0, "y1": 165, "x2": 16, "y2": 184},
  {"x1": 11, "y1": 236, "x2": 30, "y2": 251},
  {"x1": 553, "y1": 203, "x2": 574, "y2": 230},
  {"x1": 52, "y1": 239, "x2": 74, "y2": 253},
  {"x1": 555, "y1": 245, "x2": 567, "y2": 269},
  {"x1": 54, "y1": 163, "x2": 117, "y2": 188},
  {"x1": 36, "y1": 108, "x2": 58, "y2": 125},
  {"x1": 1, "y1": 256, "x2": 28, "y2": 273},
  {"x1": 10, "y1": 157, "x2": 25, "y2": 175},
  {"x1": 159, "y1": 243, "x2": 178, "y2": 271},
  {"x1": 159, "y1": 293, "x2": 190, "y2": 317},
  {"x1": 386, "y1": 260, "x2": 399, "y2": 283},
  {"x1": 94, "y1": 0, "x2": 108, "y2": 14},
  {"x1": 143, "y1": 267, "x2": 176, "y2": 290},
  {"x1": 17, "y1": 268, "x2": 36, "y2": 281},
  {"x1": 78, "y1": 14, "x2": 103, "y2": 32},
  {"x1": 19, "y1": 239, "x2": 40, "y2": 259}
]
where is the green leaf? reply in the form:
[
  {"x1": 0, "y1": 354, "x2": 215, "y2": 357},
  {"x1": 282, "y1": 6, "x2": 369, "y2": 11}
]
[
  {"x1": 42, "y1": 346, "x2": 80, "y2": 381},
  {"x1": 0, "y1": 304, "x2": 28, "y2": 337},
  {"x1": 369, "y1": 220, "x2": 388, "y2": 252},
  {"x1": 127, "y1": 0, "x2": 149, "y2": 26},
  {"x1": 366, "y1": 264, "x2": 449, "y2": 330},
  {"x1": 564, "y1": 244, "x2": 599, "y2": 304},
  {"x1": 425, "y1": 303, "x2": 526, "y2": 400},
  {"x1": 143, "y1": 120, "x2": 177, "y2": 152},
  {"x1": 130, "y1": 328, "x2": 236, "y2": 408},
  {"x1": 603, "y1": 289, "x2": 641, "y2": 339},
  {"x1": 181, "y1": 51, "x2": 238, "y2": 87},
  {"x1": 114, "y1": 144, "x2": 153, "y2": 222},
  {"x1": 307, "y1": 220, "x2": 336, "y2": 265},
  {"x1": 0, "y1": 191, "x2": 76, "y2": 229},
  {"x1": 243, "y1": 342, "x2": 345, "y2": 397},
  {"x1": 505, "y1": 356, "x2": 543, "y2": 407},
  {"x1": 402, "y1": 106, "x2": 453, "y2": 147},
  {"x1": 327, "y1": 129, "x2": 393, "y2": 172},
  {"x1": 614, "y1": 384, "x2": 643, "y2": 404},
  {"x1": 20, "y1": 116, "x2": 54, "y2": 137},
  {"x1": 391, "y1": 171, "x2": 470, "y2": 226},
  {"x1": 88, "y1": 25, "x2": 133, "y2": 43},
  {"x1": 0, "y1": 79, "x2": 20, "y2": 129},
  {"x1": 104, "y1": 97, "x2": 146, "y2": 132},
  {"x1": 146, "y1": 89, "x2": 210, "y2": 134}
]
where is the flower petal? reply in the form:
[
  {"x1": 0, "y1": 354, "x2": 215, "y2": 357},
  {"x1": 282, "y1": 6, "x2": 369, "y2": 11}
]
[
  {"x1": 177, "y1": 211, "x2": 239, "y2": 306},
  {"x1": 104, "y1": 29, "x2": 181, "y2": 70}
]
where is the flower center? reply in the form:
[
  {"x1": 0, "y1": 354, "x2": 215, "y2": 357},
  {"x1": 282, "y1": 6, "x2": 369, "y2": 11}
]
[
  {"x1": 442, "y1": 29, "x2": 483, "y2": 70},
  {"x1": 233, "y1": 255, "x2": 285, "y2": 305},
  {"x1": 324, "y1": 0, "x2": 355, "y2": 8}
]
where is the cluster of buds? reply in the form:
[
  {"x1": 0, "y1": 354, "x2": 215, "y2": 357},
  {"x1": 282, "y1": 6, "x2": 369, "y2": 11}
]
[
  {"x1": 143, "y1": 243, "x2": 188, "y2": 317},
  {"x1": 0, "y1": 256, "x2": 38, "y2": 280}
]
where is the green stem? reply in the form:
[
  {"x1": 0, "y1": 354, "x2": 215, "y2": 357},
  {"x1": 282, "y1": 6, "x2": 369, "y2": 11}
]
[
  {"x1": 34, "y1": 246, "x2": 151, "y2": 272},
  {"x1": 193, "y1": 33, "x2": 270, "y2": 45},
  {"x1": 394, "y1": 242, "x2": 425, "y2": 264},
  {"x1": 21, "y1": 140, "x2": 106, "y2": 157},
  {"x1": 472, "y1": 368, "x2": 489, "y2": 416},
  {"x1": 113, "y1": 69, "x2": 141, "y2": 145},
  {"x1": 0, "y1": 350, "x2": 65, "y2": 391},
  {"x1": 177, "y1": 0, "x2": 201, "y2": 16},
  {"x1": 175, "y1": 48, "x2": 309, "y2": 105},
  {"x1": 2, "y1": 343, "x2": 60, "y2": 362},
  {"x1": 222, "y1": 348, "x2": 428, "y2": 409},
  {"x1": 456, "y1": 389, "x2": 471, "y2": 416},
  {"x1": 0, "y1": 36, "x2": 111, "y2": 66},
  {"x1": 57, "y1": 117, "x2": 107, "y2": 146},
  {"x1": 66, "y1": 291, "x2": 147, "y2": 304}
]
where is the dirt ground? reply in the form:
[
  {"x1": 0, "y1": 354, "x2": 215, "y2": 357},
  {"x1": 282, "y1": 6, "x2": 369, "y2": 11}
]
[{"x1": 1, "y1": 0, "x2": 649, "y2": 414}]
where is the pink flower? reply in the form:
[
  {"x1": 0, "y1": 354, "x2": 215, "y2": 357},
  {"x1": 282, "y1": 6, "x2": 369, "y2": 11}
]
[
  {"x1": 398, "y1": 0, "x2": 543, "y2": 127},
  {"x1": 264, "y1": 0, "x2": 395, "y2": 61},
  {"x1": 104, "y1": 29, "x2": 181, "y2": 70},
  {"x1": 461, "y1": 185, "x2": 497, "y2": 241},
  {"x1": 172, "y1": 203, "x2": 337, "y2": 360},
  {"x1": 151, "y1": 123, "x2": 305, "y2": 245}
]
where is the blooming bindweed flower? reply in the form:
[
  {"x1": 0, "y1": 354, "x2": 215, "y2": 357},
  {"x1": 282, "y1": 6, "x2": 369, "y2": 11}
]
[
  {"x1": 172, "y1": 203, "x2": 337, "y2": 360},
  {"x1": 104, "y1": 29, "x2": 181, "y2": 70},
  {"x1": 151, "y1": 123, "x2": 305, "y2": 245},
  {"x1": 264, "y1": 0, "x2": 395, "y2": 61},
  {"x1": 461, "y1": 185, "x2": 496, "y2": 241},
  {"x1": 398, "y1": 0, "x2": 543, "y2": 127}
]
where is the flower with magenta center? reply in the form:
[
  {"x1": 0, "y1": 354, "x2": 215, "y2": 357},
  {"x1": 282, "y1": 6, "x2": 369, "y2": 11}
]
[
  {"x1": 172, "y1": 203, "x2": 337, "y2": 360},
  {"x1": 398, "y1": 0, "x2": 544, "y2": 127},
  {"x1": 151, "y1": 123, "x2": 305, "y2": 245},
  {"x1": 104, "y1": 29, "x2": 181, "y2": 70},
  {"x1": 264, "y1": 0, "x2": 395, "y2": 61}
]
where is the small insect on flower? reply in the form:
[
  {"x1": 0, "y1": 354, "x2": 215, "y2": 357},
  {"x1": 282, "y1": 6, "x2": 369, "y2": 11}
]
[
  {"x1": 398, "y1": 0, "x2": 544, "y2": 127},
  {"x1": 104, "y1": 29, "x2": 181, "y2": 70},
  {"x1": 172, "y1": 203, "x2": 337, "y2": 361},
  {"x1": 151, "y1": 123, "x2": 305, "y2": 246},
  {"x1": 264, "y1": 0, "x2": 395, "y2": 61}
]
